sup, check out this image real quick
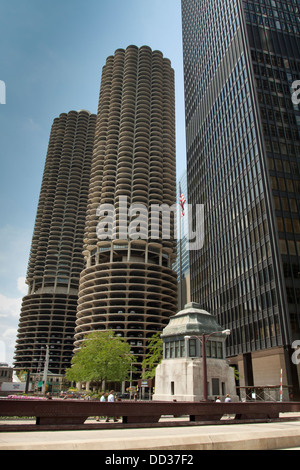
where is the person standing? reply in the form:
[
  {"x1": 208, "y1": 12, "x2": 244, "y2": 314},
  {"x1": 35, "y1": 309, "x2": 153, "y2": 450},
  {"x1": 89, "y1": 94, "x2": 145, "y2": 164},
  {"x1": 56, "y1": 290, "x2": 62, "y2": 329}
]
[{"x1": 106, "y1": 390, "x2": 118, "y2": 422}]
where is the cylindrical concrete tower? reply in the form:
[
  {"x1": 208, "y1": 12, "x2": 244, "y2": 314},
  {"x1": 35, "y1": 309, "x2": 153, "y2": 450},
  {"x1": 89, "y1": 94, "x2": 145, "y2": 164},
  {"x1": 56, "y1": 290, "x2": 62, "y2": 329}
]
[
  {"x1": 14, "y1": 110, "x2": 96, "y2": 376},
  {"x1": 75, "y1": 46, "x2": 177, "y2": 378}
]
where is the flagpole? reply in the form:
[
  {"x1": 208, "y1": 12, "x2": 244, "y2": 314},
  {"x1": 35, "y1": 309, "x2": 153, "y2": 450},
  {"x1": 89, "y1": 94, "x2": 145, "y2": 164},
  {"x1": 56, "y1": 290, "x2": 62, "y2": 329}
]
[
  {"x1": 179, "y1": 182, "x2": 183, "y2": 310},
  {"x1": 42, "y1": 345, "x2": 49, "y2": 396}
]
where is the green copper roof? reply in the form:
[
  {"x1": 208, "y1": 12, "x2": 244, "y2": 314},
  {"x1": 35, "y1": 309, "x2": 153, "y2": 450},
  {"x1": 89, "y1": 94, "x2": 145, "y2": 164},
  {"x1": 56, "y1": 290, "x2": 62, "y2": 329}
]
[{"x1": 161, "y1": 302, "x2": 224, "y2": 339}]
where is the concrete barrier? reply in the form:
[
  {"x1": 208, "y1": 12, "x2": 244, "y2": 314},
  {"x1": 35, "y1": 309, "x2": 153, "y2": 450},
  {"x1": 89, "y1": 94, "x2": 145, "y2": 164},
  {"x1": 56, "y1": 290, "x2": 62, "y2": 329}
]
[{"x1": 1, "y1": 398, "x2": 300, "y2": 429}]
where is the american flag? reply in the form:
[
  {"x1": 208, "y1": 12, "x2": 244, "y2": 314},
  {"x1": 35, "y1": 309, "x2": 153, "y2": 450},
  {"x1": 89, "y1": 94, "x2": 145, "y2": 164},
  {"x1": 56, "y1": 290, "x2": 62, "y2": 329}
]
[{"x1": 179, "y1": 192, "x2": 186, "y2": 216}]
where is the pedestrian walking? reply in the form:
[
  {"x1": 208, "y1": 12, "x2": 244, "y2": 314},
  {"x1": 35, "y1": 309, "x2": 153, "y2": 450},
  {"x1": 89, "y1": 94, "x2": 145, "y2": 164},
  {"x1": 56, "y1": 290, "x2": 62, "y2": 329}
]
[{"x1": 96, "y1": 392, "x2": 107, "y2": 421}]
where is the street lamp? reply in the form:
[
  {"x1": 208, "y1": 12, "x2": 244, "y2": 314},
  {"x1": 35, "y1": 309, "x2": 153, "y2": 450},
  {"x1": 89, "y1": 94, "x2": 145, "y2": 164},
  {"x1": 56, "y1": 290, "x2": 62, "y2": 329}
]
[
  {"x1": 184, "y1": 330, "x2": 230, "y2": 401},
  {"x1": 42, "y1": 345, "x2": 49, "y2": 396},
  {"x1": 124, "y1": 353, "x2": 134, "y2": 399}
]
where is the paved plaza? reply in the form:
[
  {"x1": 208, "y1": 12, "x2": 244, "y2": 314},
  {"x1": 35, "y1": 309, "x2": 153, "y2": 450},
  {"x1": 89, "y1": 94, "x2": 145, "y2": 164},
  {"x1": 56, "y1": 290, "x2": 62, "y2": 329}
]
[{"x1": 1, "y1": 415, "x2": 300, "y2": 450}]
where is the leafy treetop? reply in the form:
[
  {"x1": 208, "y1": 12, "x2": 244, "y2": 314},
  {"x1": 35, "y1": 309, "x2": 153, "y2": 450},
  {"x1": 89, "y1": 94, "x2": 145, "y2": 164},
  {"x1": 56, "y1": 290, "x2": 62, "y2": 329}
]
[{"x1": 65, "y1": 330, "x2": 134, "y2": 384}]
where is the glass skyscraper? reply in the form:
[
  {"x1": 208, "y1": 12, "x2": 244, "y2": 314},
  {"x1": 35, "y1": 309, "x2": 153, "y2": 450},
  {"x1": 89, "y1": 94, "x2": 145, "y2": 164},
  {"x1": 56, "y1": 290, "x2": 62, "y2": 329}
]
[
  {"x1": 182, "y1": 0, "x2": 300, "y2": 395},
  {"x1": 172, "y1": 170, "x2": 191, "y2": 309}
]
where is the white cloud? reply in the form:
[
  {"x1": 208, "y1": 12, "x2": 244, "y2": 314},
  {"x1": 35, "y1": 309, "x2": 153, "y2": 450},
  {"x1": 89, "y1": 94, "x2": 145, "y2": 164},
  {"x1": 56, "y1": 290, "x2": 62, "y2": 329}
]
[
  {"x1": 0, "y1": 292, "x2": 21, "y2": 364},
  {"x1": 0, "y1": 288, "x2": 23, "y2": 366},
  {"x1": 17, "y1": 276, "x2": 28, "y2": 295},
  {"x1": 0, "y1": 225, "x2": 31, "y2": 295},
  {"x1": 3, "y1": 328, "x2": 18, "y2": 355},
  {"x1": 0, "y1": 293, "x2": 22, "y2": 318},
  {"x1": 0, "y1": 341, "x2": 6, "y2": 363},
  {"x1": 0, "y1": 225, "x2": 32, "y2": 365},
  {"x1": 0, "y1": 327, "x2": 18, "y2": 366},
  {"x1": 3, "y1": 328, "x2": 18, "y2": 339}
]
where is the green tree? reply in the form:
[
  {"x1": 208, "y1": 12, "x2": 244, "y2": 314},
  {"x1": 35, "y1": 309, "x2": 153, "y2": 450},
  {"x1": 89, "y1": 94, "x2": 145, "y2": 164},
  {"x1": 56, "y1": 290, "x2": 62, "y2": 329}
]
[
  {"x1": 141, "y1": 332, "x2": 163, "y2": 379},
  {"x1": 65, "y1": 330, "x2": 134, "y2": 387},
  {"x1": 16, "y1": 370, "x2": 27, "y2": 382}
]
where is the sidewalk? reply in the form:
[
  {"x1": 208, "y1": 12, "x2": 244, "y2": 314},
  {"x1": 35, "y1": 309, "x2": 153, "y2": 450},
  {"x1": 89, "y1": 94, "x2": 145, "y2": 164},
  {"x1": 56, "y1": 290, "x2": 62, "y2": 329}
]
[{"x1": 1, "y1": 415, "x2": 300, "y2": 450}]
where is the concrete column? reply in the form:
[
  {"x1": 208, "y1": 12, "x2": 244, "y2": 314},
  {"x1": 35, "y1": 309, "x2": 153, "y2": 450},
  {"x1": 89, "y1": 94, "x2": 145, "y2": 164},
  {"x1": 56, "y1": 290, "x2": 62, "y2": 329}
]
[{"x1": 243, "y1": 352, "x2": 254, "y2": 386}]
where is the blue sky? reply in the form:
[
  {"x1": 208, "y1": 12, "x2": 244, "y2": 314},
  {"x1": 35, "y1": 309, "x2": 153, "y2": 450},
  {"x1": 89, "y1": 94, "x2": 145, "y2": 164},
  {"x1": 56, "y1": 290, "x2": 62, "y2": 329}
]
[{"x1": 0, "y1": 0, "x2": 187, "y2": 365}]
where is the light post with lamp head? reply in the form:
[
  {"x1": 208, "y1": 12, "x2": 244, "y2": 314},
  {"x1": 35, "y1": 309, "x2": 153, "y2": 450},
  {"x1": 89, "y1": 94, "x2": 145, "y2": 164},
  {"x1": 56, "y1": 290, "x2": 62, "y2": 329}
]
[{"x1": 184, "y1": 329, "x2": 231, "y2": 401}]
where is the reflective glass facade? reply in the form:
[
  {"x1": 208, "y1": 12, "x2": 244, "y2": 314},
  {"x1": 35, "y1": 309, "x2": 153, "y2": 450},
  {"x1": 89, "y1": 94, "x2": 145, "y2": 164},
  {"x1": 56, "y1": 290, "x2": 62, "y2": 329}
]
[
  {"x1": 172, "y1": 171, "x2": 190, "y2": 280},
  {"x1": 182, "y1": 0, "x2": 300, "y2": 392},
  {"x1": 172, "y1": 171, "x2": 191, "y2": 309}
]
